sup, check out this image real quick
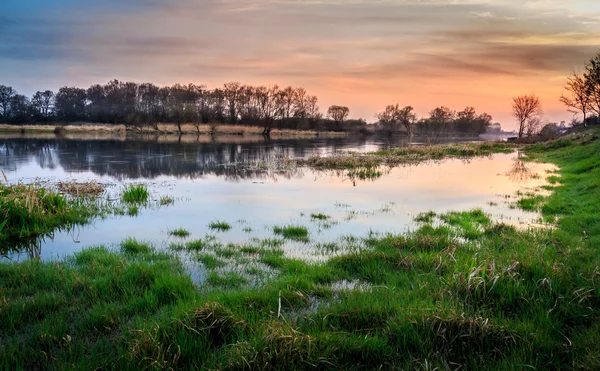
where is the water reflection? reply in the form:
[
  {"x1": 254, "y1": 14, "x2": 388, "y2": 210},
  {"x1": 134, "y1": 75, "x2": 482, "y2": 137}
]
[
  {"x1": 1, "y1": 134, "x2": 553, "y2": 262},
  {"x1": 507, "y1": 152, "x2": 534, "y2": 182},
  {"x1": 0, "y1": 136, "x2": 377, "y2": 180}
]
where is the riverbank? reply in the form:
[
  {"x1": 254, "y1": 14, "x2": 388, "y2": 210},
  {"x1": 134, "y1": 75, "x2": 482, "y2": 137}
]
[
  {"x1": 0, "y1": 123, "x2": 349, "y2": 138},
  {"x1": 1, "y1": 128, "x2": 599, "y2": 369}
]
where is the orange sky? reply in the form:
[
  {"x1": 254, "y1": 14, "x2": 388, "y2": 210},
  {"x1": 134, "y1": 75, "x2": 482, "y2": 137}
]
[{"x1": 2, "y1": 0, "x2": 599, "y2": 128}]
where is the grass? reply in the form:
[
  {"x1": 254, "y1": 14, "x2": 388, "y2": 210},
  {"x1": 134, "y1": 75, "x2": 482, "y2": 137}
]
[
  {"x1": 122, "y1": 184, "x2": 149, "y2": 203},
  {"x1": 2, "y1": 128, "x2": 600, "y2": 369},
  {"x1": 127, "y1": 205, "x2": 139, "y2": 216},
  {"x1": 310, "y1": 212, "x2": 330, "y2": 220},
  {"x1": 0, "y1": 182, "x2": 101, "y2": 242},
  {"x1": 297, "y1": 141, "x2": 516, "y2": 170},
  {"x1": 208, "y1": 221, "x2": 232, "y2": 232},
  {"x1": 273, "y1": 224, "x2": 310, "y2": 242},
  {"x1": 168, "y1": 228, "x2": 191, "y2": 238},
  {"x1": 159, "y1": 196, "x2": 175, "y2": 206}
]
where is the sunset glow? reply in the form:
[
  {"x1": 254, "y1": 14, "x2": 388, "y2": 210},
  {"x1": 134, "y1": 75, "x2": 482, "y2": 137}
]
[{"x1": 2, "y1": 0, "x2": 599, "y2": 127}]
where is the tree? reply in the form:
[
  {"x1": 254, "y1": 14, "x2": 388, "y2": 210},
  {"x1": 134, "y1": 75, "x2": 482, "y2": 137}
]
[
  {"x1": 327, "y1": 105, "x2": 349, "y2": 129},
  {"x1": 55, "y1": 87, "x2": 87, "y2": 122},
  {"x1": 376, "y1": 104, "x2": 417, "y2": 135},
  {"x1": 9, "y1": 95, "x2": 30, "y2": 124},
  {"x1": 584, "y1": 52, "x2": 600, "y2": 117},
  {"x1": 512, "y1": 95, "x2": 542, "y2": 138},
  {"x1": 32, "y1": 90, "x2": 55, "y2": 122},
  {"x1": 223, "y1": 82, "x2": 242, "y2": 124},
  {"x1": 255, "y1": 85, "x2": 283, "y2": 135},
  {"x1": 0, "y1": 85, "x2": 15, "y2": 120},
  {"x1": 560, "y1": 72, "x2": 593, "y2": 126}
]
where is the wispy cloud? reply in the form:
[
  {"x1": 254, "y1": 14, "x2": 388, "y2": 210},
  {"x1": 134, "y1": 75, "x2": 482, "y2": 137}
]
[{"x1": 0, "y1": 0, "x2": 599, "y2": 124}]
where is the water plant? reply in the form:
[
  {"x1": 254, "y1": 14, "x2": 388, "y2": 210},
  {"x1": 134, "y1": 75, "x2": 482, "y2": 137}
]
[
  {"x1": 208, "y1": 221, "x2": 232, "y2": 232},
  {"x1": 159, "y1": 196, "x2": 175, "y2": 206},
  {"x1": 273, "y1": 224, "x2": 309, "y2": 242},
  {"x1": 0, "y1": 182, "x2": 99, "y2": 241},
  {"x1": 122, "y1": 184, "x2": 149, "y2": 203},
  {"x1": 168, "y1": 228, "x2": 191, "y2": 238},
  {"x1": 310, "y1": 213, "x2": 330, "y2": 220}
]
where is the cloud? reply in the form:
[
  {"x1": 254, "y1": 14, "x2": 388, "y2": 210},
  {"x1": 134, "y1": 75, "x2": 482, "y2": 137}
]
[{"x1": 0, "y1": 0, "x2": 599, "y2": 125}]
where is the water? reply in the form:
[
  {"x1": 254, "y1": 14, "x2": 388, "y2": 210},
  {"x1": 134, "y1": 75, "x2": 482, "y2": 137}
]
[{"x1": 0, "y1": 134, "x2": 555, "y2": 263}]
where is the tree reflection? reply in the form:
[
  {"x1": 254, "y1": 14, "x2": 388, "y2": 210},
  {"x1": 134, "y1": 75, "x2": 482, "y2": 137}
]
[
  {"x1": 0, "y1": 136, "x2": 372, "y2": 181},
  {"x1": 507, "y1": 152, "x2": 534, "y2": 182}
]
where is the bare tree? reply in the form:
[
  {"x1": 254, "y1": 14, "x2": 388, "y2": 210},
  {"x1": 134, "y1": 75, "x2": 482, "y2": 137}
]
[
  {"x1": 560, "y1": 72, "x2": 593, "y2": 126},
  {"x1": 327, "y1": 105, "x2": 349, "y2": 129},
  {"x1": 377, "y1": 104, "x2": 417, "y2": 135},
  {"x1": 223, "y1": 82, "x2": 242, "y2": 124},
  {"x1": 512, "y1": 95, "x2": 542, "y2": 138},
  {"x1": 585, "y1": 52, "x2": 600, "y2": 116}
]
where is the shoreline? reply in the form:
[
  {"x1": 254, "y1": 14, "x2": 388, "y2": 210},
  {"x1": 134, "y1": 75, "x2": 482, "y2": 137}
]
[{"x1": 0, "y1": 123, "x2": 350, "y2": 138}]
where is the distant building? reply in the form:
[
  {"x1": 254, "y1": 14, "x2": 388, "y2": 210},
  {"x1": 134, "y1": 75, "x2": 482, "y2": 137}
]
[{"x1": 487, "y1": 123, "x2": 502, "y2": 133}]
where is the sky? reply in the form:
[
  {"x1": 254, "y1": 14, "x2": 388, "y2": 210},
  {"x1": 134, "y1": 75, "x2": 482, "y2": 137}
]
[{"x1": 1, "y1": 0, "x2": 599, "y2": 128}]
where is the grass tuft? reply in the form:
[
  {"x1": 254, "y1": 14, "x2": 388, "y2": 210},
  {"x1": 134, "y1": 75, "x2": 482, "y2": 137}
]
[
  {"x1": 168, "y1": 228, "x2": 190, "y2": 238},
  {"x1": 122, "y1": 185, "x2": 149, "y2": 204},
  {"x1": 208, "y1": 221, "x2": 232, "y2": 232},
  {"x1": 273, "y1": 224, "x2": 309, "y2": 242}
]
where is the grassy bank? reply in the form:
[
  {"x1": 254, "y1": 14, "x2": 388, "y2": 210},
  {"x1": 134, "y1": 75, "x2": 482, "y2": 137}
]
[
  {"x1": 0, "y1": 123, "x2": 348, "y2": 138},
  {"x1": 297, "y1": 141, "x2": 516, "y2": 170},
  {"x1": 1, "y1": 130, "x2": 600, "y2": 369}
]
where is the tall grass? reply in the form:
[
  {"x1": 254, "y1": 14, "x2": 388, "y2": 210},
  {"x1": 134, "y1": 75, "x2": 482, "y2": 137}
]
[
  {"x1": 122, "y1": 184, "x2": 149, "y2": 203},
  {"x1": 0, "y1": 183, "x2": 94, "y2": 240}
]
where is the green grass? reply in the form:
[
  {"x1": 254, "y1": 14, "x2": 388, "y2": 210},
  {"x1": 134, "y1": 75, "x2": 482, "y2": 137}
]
[
  {"x1": 2, "y1": 128, "x2": 600, "y2": 369},
  {"x1": 122, "y1": 184, "x2": 149, "y2": 203},
  {"x1": 298, "y1": 141, "x2": 517, "y2": 170},
  {"x1": 310, "y1": 213, "x2": 330, "y2": 220},
  {"x1": 273, "y1": 224, "x2": 310, "y2": 242},
  {"x1": 415, "y1": 211, "x2": 436, "y2": 223},
  {"x1": 0, "y1": 183, "x2": 104, "y2": 243},
  {"x1": 168, "y1": 228, "x2": 190, "y2": 238},
  {"x1": 127, "y1": 205, "x2": 139, "y2": 216},
  {"x1": 159, "y1": 196, "x2": 175, "y2": 206},
  {"x1": 208, "y1": 221, "x2": 232, "y2": 232}
]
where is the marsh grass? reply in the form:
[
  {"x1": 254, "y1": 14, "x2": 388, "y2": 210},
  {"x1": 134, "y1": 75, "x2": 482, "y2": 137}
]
[
  {"x1": 159, "y1": 195, "x2": 175, "y2": 206},
  {"x1": 168, "y1": 228, "x2": 191, "y2": 238},
  {"x1": 127, "y1": 205, "x2": 139, "y2": 216},
  {"x1": 297, "y1": 141, "x2": 516, "y2": 170},
  {"x1": 0, "y1": 182, "x2": 102, "y2": 241},
  {"x1": 310, "y1": 213, "x2": 330, "y2": 220},
  {"x1": 208, "y1": 221, "x2": 232, "y2": 232},
  {"x1": 122, "y1": 184, "x2": 149, "y2": 203},
  {"x1": 273, "y1": 224, "x2": 309, "y2": 242}
]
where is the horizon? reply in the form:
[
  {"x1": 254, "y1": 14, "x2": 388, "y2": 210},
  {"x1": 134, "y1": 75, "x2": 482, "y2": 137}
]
[{"x1": 2, "y1": 0, "x2": 599, "y2": 129}]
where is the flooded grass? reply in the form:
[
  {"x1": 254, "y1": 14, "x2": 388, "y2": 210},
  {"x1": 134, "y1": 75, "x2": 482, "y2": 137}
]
[
  {"x1": 121, "y1": 184, "x2": 149, "y2": 203},
  {"x1": 159, "y1": 195, "x2": 175, "y2": 206},
  {"x1": 0, "y1": 182, "x2": 103, "y2": 241},
  {"x1": 298, "y1": 141, "x2": 517, "y2": 170},
  {"x1": 310, "y1": 212, "x2": 330, "y2": 220},
  {"x1": 168, "y1": 228, "x2": 191, "y2": 238},
  {"x1": 273, "y1": 224, "x2": 310, "y2": 242},
  {"x1": 208, "y1": 221, "x2": 232, "y2": 232},
  {"x1": 2, "y1": 129, "x2": 600, "y2": 369}
]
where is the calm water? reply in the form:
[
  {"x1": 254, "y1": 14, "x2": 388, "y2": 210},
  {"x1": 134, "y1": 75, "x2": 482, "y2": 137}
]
[{"x1": 0, "y1": 134, "x2": 553, "y2": 264}]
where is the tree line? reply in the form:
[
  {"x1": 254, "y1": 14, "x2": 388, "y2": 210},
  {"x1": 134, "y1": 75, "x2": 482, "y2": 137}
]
[{"x1": 0, "y1": 80, "x2": 495, "y2": 135}]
